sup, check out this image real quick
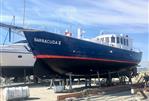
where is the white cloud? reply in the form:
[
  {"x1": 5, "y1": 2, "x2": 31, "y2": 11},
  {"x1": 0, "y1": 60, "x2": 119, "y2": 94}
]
[
  {"x1": 53, "y1": 0, "x2": 148, "y2": 25},
  {"x1": 0, "y1": 15, "x2": 68, "y2": 29},
  {"x1": 0, "y1": 15, "x2": 22, "y2": 24},
  {"x1": 1, "y1": 0, "x2": 148, "y2": 27}
]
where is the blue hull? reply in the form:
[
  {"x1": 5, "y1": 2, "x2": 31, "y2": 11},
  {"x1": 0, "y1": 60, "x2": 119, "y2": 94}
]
[{"x1": 24, "y1": 31, "x2": 142, "y2": 76}]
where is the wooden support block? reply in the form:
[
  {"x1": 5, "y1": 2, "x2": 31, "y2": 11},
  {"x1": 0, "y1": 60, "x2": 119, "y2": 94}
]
[{"x1": 57, "y1": 92, "x2": 82, "y2": 101}]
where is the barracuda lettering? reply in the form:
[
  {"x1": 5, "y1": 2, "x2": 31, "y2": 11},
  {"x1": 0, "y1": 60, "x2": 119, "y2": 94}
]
[{"x1": 34, "y1": 38, "x2": 61, "y2": 45}]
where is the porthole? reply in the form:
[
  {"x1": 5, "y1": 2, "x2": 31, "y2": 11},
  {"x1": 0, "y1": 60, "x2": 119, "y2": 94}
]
[
  {"x1": 109, "y1": 50, "x2": 113, "y2": 53},
  {"x1": 18, "y1": 55, "x2": 22, "y2": 58}
]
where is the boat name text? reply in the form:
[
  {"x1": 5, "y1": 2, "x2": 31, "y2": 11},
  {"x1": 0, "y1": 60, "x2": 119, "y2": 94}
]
[{"x1": 34, "y1": 38, "x2": 61, "y2": 45}]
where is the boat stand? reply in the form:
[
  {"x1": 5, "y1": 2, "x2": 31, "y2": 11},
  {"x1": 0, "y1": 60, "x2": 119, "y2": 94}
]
[
  {"x1": 97, "y1": 71, "x2": 101, "y2": 86},
  {"x1": 49, "y1": 79, "x2": 55, "y2": 89},
  {"x1": 106, "y1": 71, "x2": 112, "y2": 86},
  {"x1": 128, "y1": 75, "x2": 132, "y2": 84},
  {"x1": 23, "y1": 69, "x2": 26, "y2": 84},
  {"x1": 89, "y1": 77, "x2": 91, "y2": 87},
  {"x1": 77, "y1": 78, "x2": 80, "y2": 85},
  {"x1": 119, "y1": 76, "x2": 126, "y2": 84},
  {"x1": 68, "y1": 73, "x2": 72, "y2": 90},
  {"x1": 85, "y1": 76, "x2": 91, "y2": 87}
]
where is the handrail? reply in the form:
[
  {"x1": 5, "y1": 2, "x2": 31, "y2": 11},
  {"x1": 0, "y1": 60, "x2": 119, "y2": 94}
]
[{"x1": 132, "y1": 48, "x2": 142, "y2": 52}]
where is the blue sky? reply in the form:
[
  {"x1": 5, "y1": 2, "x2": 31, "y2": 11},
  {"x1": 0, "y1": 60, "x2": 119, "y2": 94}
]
[{"x1": 0, "y1": 0, "x2": 149, "y2": 67}]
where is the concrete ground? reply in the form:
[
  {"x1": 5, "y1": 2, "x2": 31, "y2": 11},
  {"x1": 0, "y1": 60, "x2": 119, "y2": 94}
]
[
  {"x1": 80, "y1": 91, "x2": 147, "y2": 101},
  {"x1": 0, "y1": 84, "x2": 148, "y2": 101},
  {"x1": 26, "y1": 86, "x2": 148, "y2": 101},
  {"x1": 26, "y1": 86, "x2": 57, "y2": 101}
]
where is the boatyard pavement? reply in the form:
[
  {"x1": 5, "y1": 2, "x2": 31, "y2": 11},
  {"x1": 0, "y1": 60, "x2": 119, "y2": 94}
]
[
  {"x1": 0, "y1": 86, "x2": 149, "y2": 101},
  {"x1": 27, "y1": 86, "x2": 148, "y2": 101}
]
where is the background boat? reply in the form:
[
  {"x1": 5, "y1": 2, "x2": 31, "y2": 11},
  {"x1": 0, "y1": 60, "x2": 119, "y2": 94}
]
[{"x1": 0, "y1": 40, "x2": 35, "y2": 77}]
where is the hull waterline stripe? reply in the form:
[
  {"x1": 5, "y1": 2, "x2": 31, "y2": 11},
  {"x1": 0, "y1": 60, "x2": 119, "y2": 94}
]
[{"x1": 35, "y1": 55, "x2": 138, "y2": 64}]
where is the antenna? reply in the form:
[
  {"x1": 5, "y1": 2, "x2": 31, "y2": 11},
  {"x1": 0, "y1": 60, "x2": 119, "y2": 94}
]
[
  {"x1": 77, "y1": 28, "x2": 81, "y2": 39},
  {"x1": 77, "y1": 28, "x2": 85, "y2": 39},
  {"x1": 12, "y1": 16, "x2": 15, "y2": 25},
  {"x1": 12, "y1": 16, "x2": 15, "y2": 42}
]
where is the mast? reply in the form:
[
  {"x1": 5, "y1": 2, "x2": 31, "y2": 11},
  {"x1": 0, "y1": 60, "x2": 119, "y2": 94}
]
[{"x1": 23, "y1": 0, "x2": 26, "y2": 26}]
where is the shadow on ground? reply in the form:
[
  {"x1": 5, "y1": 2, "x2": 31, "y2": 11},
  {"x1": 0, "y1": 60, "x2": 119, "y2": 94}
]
[{"x1": 25, "y1": 97, "x2": 40, "y2": 100}]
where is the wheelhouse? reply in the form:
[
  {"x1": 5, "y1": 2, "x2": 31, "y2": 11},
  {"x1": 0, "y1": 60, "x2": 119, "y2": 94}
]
[{"x1": 91, "y1": 34, "x2": 133, "y2": 50}]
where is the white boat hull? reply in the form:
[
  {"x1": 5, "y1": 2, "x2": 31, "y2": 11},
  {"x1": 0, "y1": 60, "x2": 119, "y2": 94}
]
[{"x1": 0, "y1": 51, "x2": 35, "y2": 67}]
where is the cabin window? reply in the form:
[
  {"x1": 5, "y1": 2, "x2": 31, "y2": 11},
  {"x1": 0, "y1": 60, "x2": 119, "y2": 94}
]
[
  {"x1": 126, "y1": 39, "x2": 129, "y2": 46},
  {"x1": 117, "y1": 37, "x2": 119, "y2": 43},
  {"x1": 121, "y1": 37, "x2": 123, "y2": 44},
  {"x1": 124, "y1": 39, "x2": 126, "y2": 45},
  {"x1": 101, "y1": 38, "x2": 104, "y2": 42},
  {"x1": 111, "y1": 36, "x2": 115, "y2": 43},
  {"x1": 105, "y1": 37, "x2": 109, "y2": 43}
]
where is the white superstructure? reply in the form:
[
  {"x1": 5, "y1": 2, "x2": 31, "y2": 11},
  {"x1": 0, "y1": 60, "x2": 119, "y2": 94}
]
[
  {"x1": 76, "y1": 29, "x2": 133, "y2": 51},
  {"x1": 90, "y1": 34, "x2": 133, "y2": 50}
]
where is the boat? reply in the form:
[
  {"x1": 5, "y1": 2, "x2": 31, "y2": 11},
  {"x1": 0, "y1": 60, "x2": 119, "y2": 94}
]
[
  {"x1": 23, "y1": 29, "x2": 142, "y2": 77},
  {"x1": 0, "y1": 40, "x2": 36, "y2": 77}
]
